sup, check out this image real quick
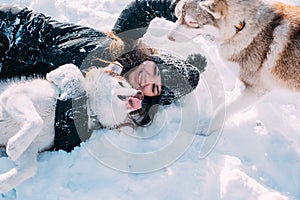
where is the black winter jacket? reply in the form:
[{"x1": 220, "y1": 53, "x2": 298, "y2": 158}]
[
  {"x1": 0, "y1": 0, "x2": 177, "y2": 152},
  {"x1": 0, "y1": 6, "x2": 112, "y2": 79},
  {"x1": 112, "y1": 0, "x2": 177, "y2": 43}
]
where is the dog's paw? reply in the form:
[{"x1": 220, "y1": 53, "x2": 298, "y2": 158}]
[
  {"x1": 195, "y1": 117, "x2": 224, "y2": 136},
  {"x1": 195, "y1": 118, "x2": 211, "y2": 136},
  {"x1": 46, "y1": 64, "x2": 85, "y2": 100},
  {"x1": 6, "y1": 137, "x2": 23, "y2": 162},
  {"x1": 0, "y1": 173, "x2": 14, "y2": 194}
]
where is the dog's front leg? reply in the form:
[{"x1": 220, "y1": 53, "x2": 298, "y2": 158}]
[
  {"x1": 206, "y1": 86, "x2": 269, "y2": 135},
  {"x1": 5, "y1": 96, "x2": 43, "y2": 161},
  {"x1": 0, "y1": 145, "x2": 38, "y2": 193}
]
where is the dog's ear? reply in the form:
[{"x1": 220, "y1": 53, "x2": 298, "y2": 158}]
[
  {"x1": 199, "y1": 0, "x2": 222, "y2": 19},
  {"x1": 174, "y1": 0, "x2": 185, "y2": 18},
  {"x1": 106, "y1": 61, "x2": 123, "y2": 75}
]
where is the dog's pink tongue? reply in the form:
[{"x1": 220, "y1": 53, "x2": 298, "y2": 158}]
[{"x1": 127, "y1": 97, "x2": 141, "y2": 110}]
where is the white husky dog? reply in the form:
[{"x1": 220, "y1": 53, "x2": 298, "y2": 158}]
[
  {"x1": 0, "y1": 63, "x2": 143, "y2": 193},
  {"x1": 168, "y1": 0, "x2": 300, "y2": 133}
]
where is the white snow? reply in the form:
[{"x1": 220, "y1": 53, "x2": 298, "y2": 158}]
[{"x1": 0, "y1": 0, "x2": 300, "y2": 199}]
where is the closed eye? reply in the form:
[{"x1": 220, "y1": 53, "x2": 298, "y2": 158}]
[
  {"x1": 118, "y1": 81, "x2": 124, "y2": 87},
  {"x1": 117, "y1": 95, "x2": 127, "y2": 101},
  {"x1": 152, "y1": 84, "x2": 155, "y2": 94}
]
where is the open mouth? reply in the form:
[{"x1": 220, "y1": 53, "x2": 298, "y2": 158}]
[
  {"x1": 117, "y1": 92, "x2": 143, "y2": 101},
  {"x1": 117, "y1": 91, "x2": 144, "y2": 111},
  {"x1": 127, "y1": 96, "x2": 141, "y2": 110},
  {"x1": 136, "y1": 71, "x2": 142, "y2": 89}
]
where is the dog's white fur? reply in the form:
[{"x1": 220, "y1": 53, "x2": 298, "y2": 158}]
[
  {"x1": 0, "y1": 64, "x2": 142, "y2": 193},
  {"x1": 168, "y1": 0, "x2": 300, "y2": 133}
]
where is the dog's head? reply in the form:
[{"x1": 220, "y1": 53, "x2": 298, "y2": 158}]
[
  {"x1": 168, "y1": 0, "x2": 228, "y2": 42},
  {"x1": 85, "y1": 66, "x2": 143, "y2": 128}
]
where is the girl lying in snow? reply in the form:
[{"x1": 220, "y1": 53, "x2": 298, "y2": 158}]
[{"x1": 0, "y1": 1, "x2": 206, "y2": 152}]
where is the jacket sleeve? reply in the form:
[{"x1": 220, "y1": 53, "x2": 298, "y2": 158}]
[
  {"x1": 0, "y1": 6, "x2": 23, "y2": 62},
  {"x1": 0, "y1": 6, "x2": 111, "y2": 79},
  {"x1": 112, "y1": 0, "x2": 177, "y2": 42},
  {"x1": 0, "y1": 6, "x2": 58, "y2": 79}
]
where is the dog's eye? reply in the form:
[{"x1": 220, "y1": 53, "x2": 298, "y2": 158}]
[
  {"x1": 187, "y1": 21, "x2": 199, "y2": 28},
  {"x1": 118, "y1": 81, "x2": 124, "y2": 87},
  {"x1": 184, "y1": 14, "x2": 199, "y2": 28},
  {"x1": 117, "y1": 95, "x2": 127, "y2": 101}
]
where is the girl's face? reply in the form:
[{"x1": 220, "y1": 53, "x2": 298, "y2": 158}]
[{"x1": 127, "y1": 61, "x2": 162, "y2": 97}]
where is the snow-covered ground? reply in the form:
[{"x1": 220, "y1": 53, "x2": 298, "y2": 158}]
[{"x1": 0, "y1": 0, "x2": 300, "y2": 199}]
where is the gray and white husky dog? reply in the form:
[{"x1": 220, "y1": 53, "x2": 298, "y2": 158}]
[{"x1": 168, "y1": 0, "x2": 300, "y2": 133}]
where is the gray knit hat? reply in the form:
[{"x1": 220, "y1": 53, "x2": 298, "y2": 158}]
[{"x1": 148, "y1": 54, "x2": 202, "y2": 105}]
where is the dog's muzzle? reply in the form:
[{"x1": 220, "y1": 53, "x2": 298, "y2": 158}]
[{"x1": 118, "y1": 90, "x2": 144, "y2": 111}]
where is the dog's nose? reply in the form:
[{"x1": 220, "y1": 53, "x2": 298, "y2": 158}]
[
  {"x1": 168, "y1": 35, "x2": 176, "y2": 41},
  {"x1": 136, "y1": 90, "x2": 144, "y2": 100}
]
